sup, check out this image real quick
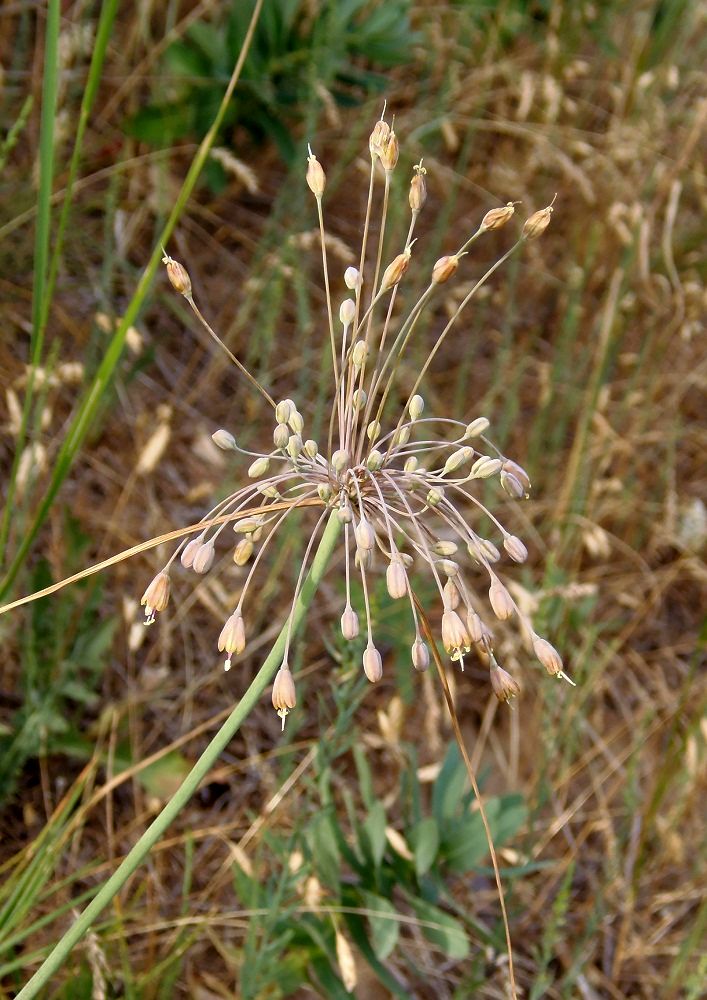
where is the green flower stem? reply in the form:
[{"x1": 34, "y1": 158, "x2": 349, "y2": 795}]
[{"x1": 16, "y1": 509, "x2": 340, "y2": 1000}]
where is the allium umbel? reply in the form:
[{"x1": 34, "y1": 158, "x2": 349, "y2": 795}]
[{"x1": 143, "y1": 111, "x2": 572, "y2": 728}]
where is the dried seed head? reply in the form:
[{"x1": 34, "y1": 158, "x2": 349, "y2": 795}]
[
  {"x1": 218, "y1": 611, "x2": 246, "y2": 670},
  {"x1": 366, "y1": 449, "x2": 383, "y2": 471},
  {"x1": 523, "y1": 198, "x2": 555, "y2": 240},
  {"x1": 408, "y1": 394, "x2": 424, "y2": 419},
  {"x1": 352, "y1": 340, "x2": 368, "y2": 367},
  {"x1": 306, "y1": 147, "x2": 326, "y2": 198},
  {"x1": 411, "y1": 638, "x2": 430, "y2": 671},
  {"x1": 380, "y1": 129, "x2": 399, "y2": 171},
  {"x1": 500, "y1": 470, "x2": 525, "y2": 499},
  {"x1": 490, "y1": 661, "x2": 521, "y2": 702},
  {"x1": 355, "y1": 518, "x2": 375, "y2": 551},
  {"x1": 504, "y1": 534, "x2": 528, "y2": 563},
  {"x1": 341, "y1": 604, "x2": 360, "y2": 640},
  {"x1": 339, "y1": 298, "x2": 355, "y2": 326},
  {"x1": 288, "y1": 410, "x2": 304, "y2": 434},
  {"x1": 367, "y1": 420, "x2": 381, "y2": 441},
  {"x1": 369, "y1": 117, "x2": 391, "y2": 159},
  {"x1": 273, "y1": 422, "x2": 290, "y2": 448},
  {"x1": 272, "y1": 666, "x2": 297, "y2": 728},
  {"x1": 141, "y1": 570, "x2": 170, "y2": 624},
  {"x1": 192, "y1": 540, "x2": 215, "y2": 574},
  {"x1": 363, "y1": 644, "x2": 383, "y2": 683},
  {"x1": 441, "y1": 609, "x2": 471, "y2": 660},
  {"x1": 489, "y1": 579, "x2": 514, "y2": 620},
  {"x1": 443, "y1": 576, "x2": 460, "y2": 610},
  {"x1": 480, "y1": 202, "x2": 516, "y2": 231},
  {"x1": 162, "y1": 253, "x2": 192, "y2": 296},
  {"x1": 404, "y1": 456, "x2": 418, "y2": 473},
  {"x1": 181, "y1": 535, "x2": 203, "y2": 569},
  {"x1": 212, "y1": 429, "x2": 236, "y2": 451},
  {"x1": 344, "y1": 266, "x2": 361, "y2": 290},
  {"x1": 464, "y1": 416, "x2": 490, "y2": 438},
  {"x1": 409, "y1": 162, "x2": 427, "y2": 212},
  {"x1": 304, "y1": 439, "x2": 318, "y2": 459},
  {"x1": 533, "y1": 635, "x2": 564, "y2": 676},
  {"x1": 248, "y1": 456, "x2": 270, "y2": 479},
  {"x1": 470, "y1": 455, "x2": 502, "y2": 478},
  {"x1": 233, "y1": 537, "x2": 253, "y2": 566},
  {"x1": 331, "y1": 448, "x2": 349, "y2": 473},
  {"x1": 381, "y1": 247, "x2": 411, "y2": 290},
  {"x1": 275, "y1": 399, "x2": 293, "y2": 424},
  {"x1": 386, "y1": 558, "x2": 408, "y2": 599},
  {"x1": 432, "y1": 254, "x2": 459, "y2": 284}
]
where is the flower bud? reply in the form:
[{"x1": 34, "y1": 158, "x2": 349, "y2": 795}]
[
  {"x1": 275, "y1": 399, "x2": 293, "y2": 423},
  {"x1": 522, "y1": 200, "x2": 555, "y2": 240},
  {"x1": 339, "y1": 298, "x2": 355, "y2": 326},
  {"x1": 233, "y1": 517, "x2": 261, "y2": 533},
  {"x1": 192, "y1": 540, "x2": 215, "y2": 574},
  {"x1": 287, "y1": 434, "x2": 303, "y2": 460},
  {"x1": 355, "y1": 547, "x2": 372, "y2": 570},
  {"x1": 386, "y1": 559, "x2": 407, "y2": 599},
  {"x1": 233, "y1": 537, "x2": 253, "y2": 566},
  {"x1": 466, "y1": 611, "x2": 485, "y2": 644},
  {"x1": 503, "y1": 534, "x2": 528, "y2": 563},
  {"x1": 380, "y1": 130, "x2": 399, "y2": 171},
  {"x1": 261, "y1": 483, "x2": 280, "y2": 499},
  {"x1": 272, "y1": 666, "x2": 296, "y2": 728},
  {"x1": 366, "y1": 449, "x2": 383, "y2": 471},
  {"x1": 404, "y1": 456, "x2": 418, "y2": 473},
  {"x1": 443, "y1": 577, "x2": 460, "y2": 610},
  {"x1": 490, "y1": 662, "x2": 521, "y2": 702},
  {"x1": 532, "y1": 635, "x2": 564, "y2": 676},
  {"x1": 432, "y1": 254, "x2": 459, "y2": 284},
  {"x1": 274, "y1": 423, "x2": 290, "y2": 448},
  {"x1": 409, "y1": 163, "x2": 427, "y2": 212},
  {"x1": 470, "y1": 455, "x2": 502, "y2": 478},
  {"x1": 480, "y1": 202, "x2": 516, "y2": 231},
  {"x1": 352, "y1": 340, "x2": 368, "y2": 367},
  {"x1": 393, "y1": 426, "x2": 410, "y2": 446},
  {"x1": 344, "y1": 266, "x2": 361, "y2": 290},
  {"x1": 489, "y1": 579, "x2": 514, "y2": 620},
  {"x1": 331, "y1": 448, "x2": 349, "y2": 473},
  {"x1": 181, "y1": 535, "x2": 203, "y2": 569},
  {"x1": 411, "y1": 638, "x2": 430, "y2": 671},
  {"x1": 363, "y1": 644, "x2": 383, "y2": 682},
  {"x1": 304, "y1": 439, "x2": 318, "y2": 459},
  {"x1": 355, "y1": 518, "x2": 375, "y2": 551},
  {"x1": 381, "y1": 247, "x2": 411, "y2": 290},
  {"x1": 288, "y1": 410, "x2": 304, "y2": 434},
  {"x1": 433, "y1": 539, "x2": 458, "y2": 556},
  {"x1": 306, "y1": 148, "x2": 326, "y2": 198},
  {"x1": 440, "y1": 559, "x2": 459, "y2": 577},
  {"x1": 318, "y1": 483, "x2": 332, "y2": 503},
  {"x1": 502, "y1": 459, "x2": 531, "y2": 494},
  {"x1": 337, "y1": 500, "x2": 353, "y2": 524},
  {"x1": 218, "y1": 611, "x2": 246, "y2": 670},
  {"x1": 464, "y1": 417, "x2": 490, "y2": 438},
  {"x1": 248, "y1": 456, "x2": 270, "y2": 479},
  {"x1": 212, "y1": 429, "x2": 236, "y2": 451},
  {"x1": 409, "y1": 394, "x2": 424, "y2": 419},
  {"x1": 141, "y1": 570, "x2": 170, "y2": 624},
  {"x1": 426, "y1": 487, "x2": 444, "y2": 506},
  {"x1": 369, "y1": 117, "x2": 390, "y2": 159},
  {"x1": 341, "y1": 604, "x2": 360, "y2": 640},
  {"x1": 353, "y1": 389, "x2": 367, "y2": 409},
  {"x1": 367, "y1": 420, "x2": 381, "y2": 441},
  {"x1": 443, "y1": 447, "x2": 471, "y2": 475},
  {"x1": 162, "y1": 253, "x2": 191, "y2": 296}
]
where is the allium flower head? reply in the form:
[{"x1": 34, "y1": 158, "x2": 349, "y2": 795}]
[{"x1": 143, "y1": 112, "x2": 572, "y2": 726}]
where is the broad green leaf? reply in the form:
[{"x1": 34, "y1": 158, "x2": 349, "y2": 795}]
[
  {"x1": 408, "y1": 897, "x2": 469, "y2": 960},
  {"x1": 362, "y1": 801, "x2": 387, "y2": 869},
  {"x1": 412, "y1": 816, "x2": 440, "y2": 877},
  {"x1": 362, "y1": 891, "x2": 399, "y2": 960},
  {"x1": 432, "y1": 743, "x2": 467, "y2": 823}
]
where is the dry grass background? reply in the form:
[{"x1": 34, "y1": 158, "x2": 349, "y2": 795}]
[{"x1": 0, "y1": 1, "x2": 705, "y2": 997}]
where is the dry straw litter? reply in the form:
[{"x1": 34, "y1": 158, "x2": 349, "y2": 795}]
[{"x1": 146, "y1": 111, "x2": 571, "y2": 728}]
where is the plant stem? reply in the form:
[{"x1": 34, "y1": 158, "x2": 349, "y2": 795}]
[{"x1": 15, "y1": 510, "x2": 340, "y2": 999}]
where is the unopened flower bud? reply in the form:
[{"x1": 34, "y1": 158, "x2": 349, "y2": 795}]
[
  {"x1": 306, "y1": 148, "x2": 326, "y2": 198},
  {"x1": 467, "y1": 611, "x2": 485, "y2": 644},
  {"x1": 181, "y1": 535, "x2": 203, "y2": 569},
  {"x1": 409, "y1": 394, "x2": 424, "y2": 419},
  {"x1": 331, "y1": 448, "x2": 349, "y2": 473},
  {"x1": 504, "y1": 534, "x2": 528, "y2": 563},
  {"x1": 380, "y1": 130, "x2": 399, "y2": 171},
  {"x1": 344, "y1": 266, "x2": 361, "y2": 290},
  {"x1": 522, "y1": 199, "x2": 555, "y2": 240},
  {"x1": 480, "y1": 202, "x2": 516, "y2": 231},
  {"x1": 363, "y1": 644, "x2": 383, "y2": 682},
  {"x1": 471, "y1": 455, "x2": 502, "y2": 478},
  {"x1": 369, "y1": 117, "x2": 390, "y2": 159},
  {"x1": 352, "y1": 340, "x2": 368, "y2": 367},
  {"x1": 260, "y1": 483, "x2": 280, "y2": 499},
  {"x1": 440, "y1": 559, "x2": 459, "y2": 577},
  {"x1": 427, "y1": 487, "x2": 444, "y2": 506},
  {"x1": 248, "y1": 456, "x2": 270, "y2": 478},
  {"x1": 234, "y1": 517, "x2": 261, "y2": 534},
  {"x1": 411, "y1": 638, "x2": 430, "y2": 671},
  {"x1": 489, "y1": 579, "x2": 514, "y2": 620},
  {"x1": 381, "y1": 247, "x2": 411, "y2": 290},
  {"x1": 502, "y1": 459, "x2": 531, "y2": 494},
  {"x1": 318, "y1": 483, "x2": 332, "y2": 503},
  {"x1": 355, "y1": 518, "x2": 375, "y2": 551},
  {"x1": 532, "y1": 635, "x2": 564, "y2": 676},
  {"x1": 433, "y1": 539, "x2": 458, "y2": 556},
  {"x1": 409, "y1": 162, "x2": 427, "y2": 212},
  {"x1": 287, "y1": 434, "x2": 303, "y2": 460},
  {"x1": 355, "y1": 547, "x2": 372, "y2": 570},
  {"x1": 404, "y1": 456, "x2": 418, "y2": 473},
  {"x1": 443, "y1": 447, "x2": 471, "y2": 475},
  {"x1": 432, "y1": 254, "x2": 459, "y2": 284},
  {"x1": 233, "y1": 537, "x2": 253, "y2": 566},
  {"x1": 341, "y1": 604, "x2": 360, "y2": 640},
  {"x1": 366, "y1": 449, "x2": 383, "y2": 471},
  {"x1": 393, "y1": 426, "x2": 410, "y2": 446},
  {"x1": 140, "y1": 570, "x2": 170, "y2": 624},
  {"x1": 500, "y1": 470, "x2": 525, "y2": 499},
  {"x1": 162, "y1": 253, "x2": 191, "y2": 296},
  {"x1": 464, "y1": 416, "x2": 490, "y2": 438},
  {"x1": 192, "y1": 540, "x2": 215, "y2": 574},
  {"x1": 212, "y1": 429, "x2": 236, "y2": 451},
  {"x1": 288, "y1": 410, "x2": 304, "y2": 434},
  {"x1": 353, "y1": 389, "x2": 367, "y2": 410},
  {"x1": 367, "y1": 420, "x2": 381, "y2": 441},
  {"x1": 339, "y1": 298, "x2": 355, "y2": 326},
  {"x1": 337, "y1": 499, "x2": 353, "y2": 524},
  {"x1": 275, "y1": 399, "x2": 293, "y2": 423},
  {"x1": 443, "y1": 577, "x2": 460, "y2": 610},
  {"x1": 490, "y1": 661, "x2": 521, "y2": 702},
  {"x1": 304, "y1": 439, "x2": 318, "y2": 459},
  {"x1": 386, "y1": 558, "x2": 407, "y2": 599},
  {"x1": 218, "y1": 611, "x2": 246, "y2": 670},
  {"x1": 274, "y1": 423, "x2": 290, "y2": 448},
  {"x1": 272, "y1": 666, "x2": 296, "y2": 728}
]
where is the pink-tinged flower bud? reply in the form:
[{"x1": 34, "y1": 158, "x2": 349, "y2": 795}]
[
  {"x1": 341, "y1": 604, "x2": 360, "y2": 640},
  {"x1": 140, "y1": 571, "x2": 170, "y2": 625},
  {"x1": 386, "y1": 559, "x2": 407, "y2": 599},
  {"x1": 490, "y1": 662, "x2": 521, "y2": 703},
  {"x1": 380, "y1": 129, "x2": 399, "y2": 171},
  {"x1": 504, "y1": 534, "x2": 528, "y2": 563},
  {"x1": 363, "y1": 644, "x2": 383, "y2": 683},
  {"x1": 355, "y1": 547, "x2": 372, "y2": 571},
  {"x1": 532, "y1": 635, "x2": 564, "y2": 676},
  {"x1": 192, "y1": 539, "x2": 215, "y2": 574},
  {"x1": 218, "y1": 611, "x2": 246, "y2": 670},
  {"x1": 411, "y1": 638, "x2": 430, "y2": 671},
  {"x1": 162, "y1": 253, "x2": 192, "y2": 296},
  {"x1": 522, "y1": 199, "x2": 555, "y2": 240},
  {"x1": 181, "y1": 535, "x2": 203, "y2": 569},
  {"x1": 480, "y1": 202, "x2": 516, "y2": 231},
  {"x1": 502, "y1": 459, "x2": 531, "y2": 494},
  {"x1": 369, "y1": 117, "x2": 391, "y2": 159},
  {"x1": 489, "y1": 579, "x2": 514, "y2": 620},
  {"x1": 500, "y1": 470, "x2": 525, "y2": 499},
  {"x1": 432, "y1": 254, "x2": 459, "y2": 284},
  {"x1": 212, "y1": 429, "x2": 236, "y2": 451},
  {"x1": 409, "y1": 162, "x2": 427, "y2": 212},
  {"x1": 272, "y1": 666, "x2": 297, "y2": 729},
  {"x1": 355, "y1": 518, "x2": 375, "y2": 551},
  {"x1": 443, "y1": 577, "x2": 460, "y2": 610},
  {"x1": 381, "y1": 247, "x2": 411, "y2": 290},
  {"x1": 306, "y1": 148, "x2": 326, "y2": 198}
]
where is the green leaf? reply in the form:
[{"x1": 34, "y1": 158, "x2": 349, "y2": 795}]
[
  {"x1": 432, "y1": 743, "x2": 467, "y2": 823},
  {"x1": 412, "y1": 817, "x2": 440, "y2": 877},
  {"x1": 307, "y1": 811, "x2": 341, "y2": 889},
  {"x1": 442, "y1": 794, "x2": 528, "y2": 873},
  {"x1": 138, "y1": 751, "x2": 192, "y2": 803},
  {"x1": 362, "y1": 891, "x2": 399, "y2": 960},
  {"x1": 407, "y1": 897, "x2": 469, "y2": 959},
  {"x1": 362, "y1": 801, "x2": 387, "y2": 869},
  {"x1": 353, "y1": 744, "x2": 374, "y2": 808}
]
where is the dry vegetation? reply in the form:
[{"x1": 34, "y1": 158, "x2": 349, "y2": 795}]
[{"x1": 0, "y1": 1, "x2": 705, "y2": 998}]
